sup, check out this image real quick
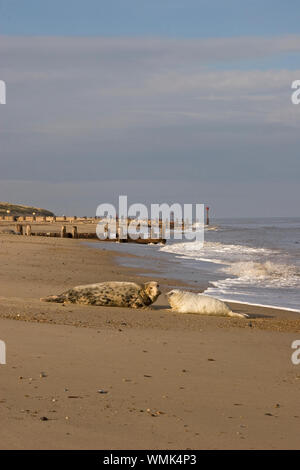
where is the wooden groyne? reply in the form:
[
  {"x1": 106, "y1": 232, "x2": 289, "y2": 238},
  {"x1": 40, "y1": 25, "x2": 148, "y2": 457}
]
[
  {"x1": 19, "y1": 226, "x2": 166, "y2": 244},
  {"x1": 0, "y1": 218, "x2": 167, "y2": 245},
  {"x1": 0, "y1": 214, "x2": 207, "y2": 245},
  {"x1": 0, "y1": 214, "x2": 185, "y2": 229}
]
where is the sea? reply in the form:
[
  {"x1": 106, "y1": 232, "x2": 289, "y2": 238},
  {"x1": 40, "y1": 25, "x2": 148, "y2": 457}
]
[{"x1": 89, "y1": 218, "x2": 300, "y2": 312}]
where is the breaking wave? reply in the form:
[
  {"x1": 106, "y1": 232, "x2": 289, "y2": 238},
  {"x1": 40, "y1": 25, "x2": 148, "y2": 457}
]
[
  {"x1": 160, "y1": 239, "x2": 300, "y2": 310},
  {"x1": 223, "y1": 261, "x2": 300, "y2": 287}
]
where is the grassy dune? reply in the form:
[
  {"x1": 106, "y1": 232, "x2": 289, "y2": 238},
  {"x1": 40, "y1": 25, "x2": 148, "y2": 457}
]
[{"x1": 0, "y1": 202, "x2": 54, "y2": 217}]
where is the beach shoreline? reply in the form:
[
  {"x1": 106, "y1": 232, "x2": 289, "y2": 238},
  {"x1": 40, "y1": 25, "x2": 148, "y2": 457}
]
[{"x1": 1, "y1": 234, "x2": 300, "y2": 449}]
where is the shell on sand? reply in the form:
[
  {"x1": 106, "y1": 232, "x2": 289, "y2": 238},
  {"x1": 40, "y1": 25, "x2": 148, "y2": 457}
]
[
  {"x1": 166, "y1": 289, "x2": 248, "y2": 318},
  {"x1": 41, "y1": 281, "x2": 161, "y2": 309}
]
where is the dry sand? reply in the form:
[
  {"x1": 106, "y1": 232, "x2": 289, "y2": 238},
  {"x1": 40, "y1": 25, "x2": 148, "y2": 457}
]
[{"x1": 0, "y1": 234, "x2": 300, "y2": 449}]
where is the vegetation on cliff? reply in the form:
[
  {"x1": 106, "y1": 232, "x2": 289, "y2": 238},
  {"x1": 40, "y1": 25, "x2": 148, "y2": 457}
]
[{"x1": 0, "y1": 202, "x2": 54, "y2": 217}]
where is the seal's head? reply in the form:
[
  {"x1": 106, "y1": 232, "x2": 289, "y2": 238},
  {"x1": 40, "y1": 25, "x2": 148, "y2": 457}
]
[
  {"x1": 166, "y1": 289, "x2": 178, "y2": 298},
  {"x1": 166, "y1": 289, "x2": 182, "y2": 301},
  {"x1": 166, "y1": 289, "x2": 185, "y2": 309},
  {"x1": 144, "y1": 281, "x2": 161, "y2": 302}
]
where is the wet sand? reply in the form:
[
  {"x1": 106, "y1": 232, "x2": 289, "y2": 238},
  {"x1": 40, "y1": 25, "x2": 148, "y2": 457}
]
[{"x1": 0, "y1": 234, "x2": 300, "y2": 449}]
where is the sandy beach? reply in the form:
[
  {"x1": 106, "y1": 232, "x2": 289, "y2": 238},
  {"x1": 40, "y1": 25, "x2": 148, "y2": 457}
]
[{"x1": 1, "y1": 234, "x2": 300, "y2": 449}]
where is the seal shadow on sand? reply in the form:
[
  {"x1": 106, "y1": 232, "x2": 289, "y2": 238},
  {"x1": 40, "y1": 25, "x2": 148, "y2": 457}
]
[{"x1": 240, "y1": 312, "x2": 273, "y2": 319}]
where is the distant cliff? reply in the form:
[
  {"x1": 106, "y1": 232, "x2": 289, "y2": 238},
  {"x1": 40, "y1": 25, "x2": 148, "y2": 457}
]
[{"x1": 0, "y1": 202, "x2": 55, "y2": 217}]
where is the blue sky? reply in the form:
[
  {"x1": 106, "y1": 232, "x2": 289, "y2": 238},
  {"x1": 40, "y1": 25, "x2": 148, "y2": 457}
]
[
  {"x1": 0, "y1": 2, "x2": 299, "y2": 216},
  {"x1": 0, "y1": 0, "x2": 299, "y2": 38}
]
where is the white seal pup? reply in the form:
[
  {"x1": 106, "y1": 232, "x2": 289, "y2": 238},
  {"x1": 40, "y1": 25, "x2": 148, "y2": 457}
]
[
  {"x1": 41, "y1": 281, "x2": 161, "y2": 309},
  {"x1": 166, "y1": 289, "x2": 248, "y2": 318}
]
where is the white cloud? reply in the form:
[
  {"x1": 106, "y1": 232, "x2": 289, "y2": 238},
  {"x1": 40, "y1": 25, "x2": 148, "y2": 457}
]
[
  {"x1": 0, "y1": 35, "x2": 299, "y2": 214},
  {"x1": 1, "y1": 35, "x2": 299, "y2": 134}
]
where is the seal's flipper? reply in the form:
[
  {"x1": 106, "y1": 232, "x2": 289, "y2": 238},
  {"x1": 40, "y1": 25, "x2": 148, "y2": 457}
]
[
  {"x1": 40, "y1": 295, "x2": 65, "y2": 303},
  {"x1": 228, "y1": 311, "x2": 249, "y2": 319}
]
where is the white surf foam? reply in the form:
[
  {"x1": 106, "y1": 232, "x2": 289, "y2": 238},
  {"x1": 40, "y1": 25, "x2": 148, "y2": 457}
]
[
  {"x1": 160, "y1": 240, "x2": 300, "y2": 312},
  {"x1": 161, "y1": 240, "x2": 272, "y2": 264},
  {"x1": 222, "y1": 260, "x2": 300, "y2": 288}
]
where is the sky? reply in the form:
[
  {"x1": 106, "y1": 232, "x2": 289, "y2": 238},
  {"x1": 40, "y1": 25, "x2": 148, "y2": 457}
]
[{"x1": 0, "y1": 1, "x2": 299, "y2": 217}]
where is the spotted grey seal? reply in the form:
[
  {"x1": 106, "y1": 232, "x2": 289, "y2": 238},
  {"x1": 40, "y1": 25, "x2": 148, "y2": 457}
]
[{"x1": 41, "y1": 281, "x2": 161, "y2": 308}]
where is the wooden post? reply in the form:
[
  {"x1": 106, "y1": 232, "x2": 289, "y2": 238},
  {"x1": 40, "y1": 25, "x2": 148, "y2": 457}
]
[
  {"x1": 118, "y1": 225, "x2": 123, "y2": 240},
  {"x1": 16, "y1": 224, "x2": 23, "y2": 235},
  {"x1": 206, "y1": 206, "x2": 210, "y2": 226},
  {"x1": 71, "y1": 226, "x2": 78, "y2": 239},
  {"x1": 61, "y1": 225, "x2": 67, "y2": 238},
  {"x1": 25, "y1": 225, "x2": 31, "y2": 236},
  {"x1": 161, "y1": 222, "x2": 166, "y2": 239},
  {"x1": 150, "y1": 223, "x2": 156, "y2": 239}
]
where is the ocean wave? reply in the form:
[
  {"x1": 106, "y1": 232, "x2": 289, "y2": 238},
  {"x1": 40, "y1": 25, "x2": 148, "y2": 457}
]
[
  {"x1": 160, "y1": 240, "x2": 272, "y2": 263},
  {"x1": 159, "y1": 221, "x2": 300, "y2": 311},
  {"x1": 221, "y1": 261, "x2": 300, "y2": 288},
  {"x1": 161, "y1": 239, "x2": 300, "y2": 291},
  {"x1": 224, "y1": 260, "x2": 299, "y2": 281}
]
